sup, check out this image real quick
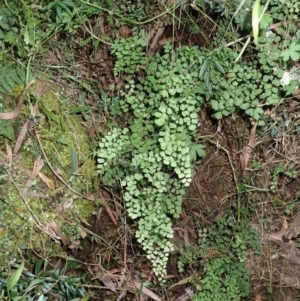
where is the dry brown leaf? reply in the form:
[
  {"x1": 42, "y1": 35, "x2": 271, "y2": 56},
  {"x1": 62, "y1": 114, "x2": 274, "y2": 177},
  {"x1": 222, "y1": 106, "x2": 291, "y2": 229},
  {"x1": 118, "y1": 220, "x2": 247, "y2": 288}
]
[
  {"x1": 26, "y1": 191, "x2": 47, "y2": 198},
  {"x1": 68, "y1": 240, "x2": 81, "y2": 250},
  {"x1": 284, "y1": 288, "x2": 293, "y2": 301},
  {"x1": 5, "y1": 143, "x2": 12, "y2": 165},
  {"x1": 254, "y1": 293, "x2": 262, "y2": 301},
  {"x1": 23, "y1": 156, "x2": 44, "y2": 194},
  {"x1": 119, "y1": 25, "x2": 131, "y2": 38},
  {"x1": 133, "y1": 280, "x2": 162, "y2": 301},
  {"x1": 149, "y1": 27, "x2": 165, "y2": 55},
  {"x1": 172, "y1": 287, "x2": 194, "y2": 301},
  {"x1": 282, "y1": 217, "x2": 288, "y2": 230},
  {"x1": 0, "y1": 80, "x2": 35, "y2": 120},
  {"x1": 32, "y1": 156, "x2": 44, "y2": 177},
  {"x1": 284, "y1": 212, "x2": 300, "y2": 240},
  {"x1": 55, "y1": 199, "x2": 73, "y2": 214},
  {"x1": 13, "y1": 120, "x2": 29, "y2": 154},
  {"x1": 168, "y1": 277, "x2": 191, "y2": 290},
  {"x1": 101, "y1": 274, "x2": 117, "y2": 293},
  {"x1": 240, "y1": 121, "x2": 257, "y2": 172},
  {"x1": 38, "y1": 172, "x2": 55, "y2": 189},
  {"x1": 77, "y1": 226, "x2": 87, "y2": 239},
  {"x1": 48, "y1": 221, "x2": 67, "y2": 245},
  {"x1": 104, "y1": 205, "x2": 120, "y2": 228}
]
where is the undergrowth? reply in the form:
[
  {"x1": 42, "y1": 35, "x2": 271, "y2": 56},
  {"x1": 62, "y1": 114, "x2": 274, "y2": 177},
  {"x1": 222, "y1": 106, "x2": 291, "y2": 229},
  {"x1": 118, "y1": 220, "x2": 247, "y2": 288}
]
[
  {"x1": 0, "y1": 260, "x2": 87, "y2": 301},
  {"x1": 178, "y1": 212, "x2": 261, "y2": 301},
  {"x1": 0, "y1": 0, "x2": 300, "y2": 298},
  {"x1": 96, "y1": 0, "x2": 300, "y2": 277},
  {"x1": 96, "y1": 42, "x2": 205, "y2": 278}
]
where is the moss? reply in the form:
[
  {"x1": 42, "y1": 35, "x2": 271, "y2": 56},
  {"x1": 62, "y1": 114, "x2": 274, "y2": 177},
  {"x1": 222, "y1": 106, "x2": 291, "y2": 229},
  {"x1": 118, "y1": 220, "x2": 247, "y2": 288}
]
[{"x1": 0, "y1": 80, "x2": 97, "y2": 264}]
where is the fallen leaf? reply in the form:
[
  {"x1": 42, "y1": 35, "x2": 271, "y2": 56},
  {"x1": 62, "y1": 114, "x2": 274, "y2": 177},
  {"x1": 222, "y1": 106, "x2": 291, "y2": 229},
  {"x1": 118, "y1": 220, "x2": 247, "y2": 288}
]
[
  {"x1": 101, "y1": 274, "x2": 117, "y2": 293},
  {"x1": 55, "y1": 198, "x2": 73, "y2": 214},
  {"x1": 0, "y1": 80, "x2": 35, "y2": 120},
  {"x1": 48, "y1": 221, "x2": 67, "y2": 246},
  {"x1": 23, "y1": 156, "x2": 44, "y2": 194},
  {"x1": 133, "y1": 280, "x2": 162, "y2": 301},
  {"x1": 169, "y1": 277, "x2": 191, "y2": 290},
  {"x1": 172, "y1": 287, "x2": 194, "y2": 301},
  {"x1": 68, "y1": 240, "x2": 81, "y2": 250},
  {"x1": 5, "y1": 143, "x2": 12, "y2": 165},
  {"x1": 284, "y1": 288, "x2": 293, "y2": 301},
  {"x1": 13, "y1": 120, "x2": 29, "y2": 154},
  {"x1": 77, "y1": 226, "x2": 87, "y2": 239},
  {"x1": 240, "y1": 121, "x2": 257, "y2": 172},
  {"x1": 282, "y1": 217, "x2": 288, "y2": 230},
  {"x1": 254, "y1": 293, "x2": 262, "y2": 301},
  {"x1": 32, "y1": 156, "x2": 44, "y2": 177},
  {"x1": 38, "y1": 172, "x2": 55, "y2": 189},
  {"x1": 26, "y1": 191, "x2": 47, "y2": 198}
]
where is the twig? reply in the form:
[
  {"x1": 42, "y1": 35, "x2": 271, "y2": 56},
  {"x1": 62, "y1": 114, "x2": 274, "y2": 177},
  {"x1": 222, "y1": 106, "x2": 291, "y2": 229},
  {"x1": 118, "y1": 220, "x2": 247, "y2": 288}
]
[{"x1": 7, "y1": 170, "x2": 59, "y2": 242}]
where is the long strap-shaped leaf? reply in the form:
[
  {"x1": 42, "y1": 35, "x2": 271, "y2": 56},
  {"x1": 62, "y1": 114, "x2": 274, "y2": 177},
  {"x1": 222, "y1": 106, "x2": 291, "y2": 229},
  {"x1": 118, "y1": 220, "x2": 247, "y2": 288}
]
[
  {"x1": 7, "y1": 261, "x2": 25, "y2": 291},
  {"x1": 235, "y1": 0, "x2": 271, "y2": 62}
]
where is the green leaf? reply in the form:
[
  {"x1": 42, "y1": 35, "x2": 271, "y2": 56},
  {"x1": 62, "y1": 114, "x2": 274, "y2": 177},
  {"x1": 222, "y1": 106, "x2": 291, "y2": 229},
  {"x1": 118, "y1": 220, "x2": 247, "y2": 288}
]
[
  {"x1": 214, "y1": 61, "x2": 225, "y2": 74},
  {"x1": 240, "y1": 103, "x2": 250, "y2": 110},
  {"x1": 40, "y1": 102, "x2": 59, "y2": 122},
  {"x1": 71, "y1": 146, "x2": 78, "y2": 173},
  {"x1": 199, "y1": 60, "x2": 208, "y2": 78},
  {"x1": 282, "y1": 80, "x2": 297, "y2": 95},
  {"x1": 0, "y1": 119, "x2": 14, "y2": 140},
  {"x1": 189, "y1": 144, "x2": 206, "y2": 161},
  {"x1": 213, "y1": 112, "x2": 223, "y2": 119},
  {"x1": 57, "y1": 138, "x2": 69, "y2": 145},
  {"x1": 68, "y1": 105, "x2": 91, "y2": 114},
  {"x1": 11, "y1": 296, "x2": 25, "y2": 301},
  {"x1": 24, "y1": 279, "x2": 45, "y2": 293},
  {"x1": 34, "y1": 259, "x2": 44, "y2": 275},
  {"x1": 40, "y1": 2, "x2": 56, "y2": 11},
  {"x1": 260, "y1": 13, "x2": 272, "y2": 29},
  {"x1": 280, "y1": 42, "x2": 300, "y2": 61},
  {"x1": 7, "y1": 261, "x2": 24, "y2": 291},
  {"x1": 169, "y1": 88, "x2": 176, "y2": 95},
  {"x1": 252, "y1": 0, "x2": 261, "y2": 44}
]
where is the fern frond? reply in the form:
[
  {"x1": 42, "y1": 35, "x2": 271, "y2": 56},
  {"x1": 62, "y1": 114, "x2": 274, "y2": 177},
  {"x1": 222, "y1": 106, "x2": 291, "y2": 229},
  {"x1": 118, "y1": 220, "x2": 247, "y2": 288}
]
[{"x1": 0, "y1": 64, "x2": 27, "y2": 93}]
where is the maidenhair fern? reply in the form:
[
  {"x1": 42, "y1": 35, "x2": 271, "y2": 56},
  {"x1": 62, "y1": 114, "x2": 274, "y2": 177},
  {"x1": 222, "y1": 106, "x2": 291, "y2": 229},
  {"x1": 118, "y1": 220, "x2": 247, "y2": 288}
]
[
  {"x1": 96, "y1": 43, "x2": 205, "y2": 279},
  {"x1": 97, "y1": 4, "x2": 299, "y2": 276},
  {"x1": 178, "y1": 213, "x2": 261, "y2": 301}
]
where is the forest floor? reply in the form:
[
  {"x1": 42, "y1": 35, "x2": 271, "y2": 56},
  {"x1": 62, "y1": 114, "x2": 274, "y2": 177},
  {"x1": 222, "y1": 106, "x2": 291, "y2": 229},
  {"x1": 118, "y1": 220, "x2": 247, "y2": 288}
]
[{"x1": 2, "y1": 8, "x2": 300, "y2": 301}]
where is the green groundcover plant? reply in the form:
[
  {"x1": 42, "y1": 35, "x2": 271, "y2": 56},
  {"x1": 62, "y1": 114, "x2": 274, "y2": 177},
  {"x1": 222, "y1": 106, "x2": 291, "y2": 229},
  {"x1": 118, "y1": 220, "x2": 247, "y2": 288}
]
[
  {"x1": 178, "y1": 213, "x2": 261, "y2": 301},
  {"x1": 96, "y1": 0, "x2": 300, "y2": 276}
]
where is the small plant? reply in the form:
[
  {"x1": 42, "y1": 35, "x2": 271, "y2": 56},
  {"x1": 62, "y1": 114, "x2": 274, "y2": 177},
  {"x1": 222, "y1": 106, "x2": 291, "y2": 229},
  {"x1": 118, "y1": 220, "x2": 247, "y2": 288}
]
[
  {"x1": 96, "y1": 42, "x2": 206, "y2": 279},
  {"x1": 252, "y1": 161, "x2": 263, "y2": 171},
  {"x1": 270, "y1": 164, "x2": 297, "y2": 191},
  {"x1": 41, "y1": 0, "x2": 75, "y2": 24},
  {"x1": 284, "y1": 196, "x2": 299, "y2": 215},
  {"x1": 111, "y1": 30, "x2": 149, "y2": 76},
  {"x1": 178, "y1": 213, "x2": 261, "y2": 301},
  {"x1": 0, "y1": 260, "x2": 88, "y2": 300},
  {"x1": 0, "y1": 119, "x2": 14, "y2": 140},
  {"x1": 0, "y1": 64, "x2": 27, "y2": 93}
]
